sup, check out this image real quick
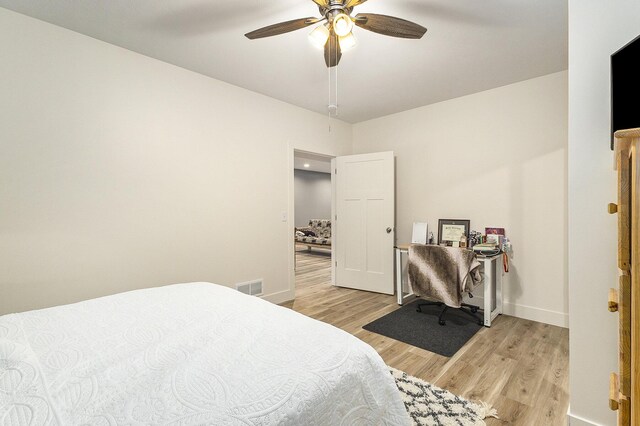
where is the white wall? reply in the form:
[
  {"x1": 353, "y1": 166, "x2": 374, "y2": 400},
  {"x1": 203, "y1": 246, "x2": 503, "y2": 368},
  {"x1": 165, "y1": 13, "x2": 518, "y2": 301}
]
[
  {"x1": 0, "y1": 8, "x2": 351, "y2": 314},
  {"x1": 294, "y1": 170, "x2": 332, "y2": 227},
  {"x1": 353, "y1": 71, "x2": 568, "y2": 327},
  {"x1": 568, "y1": 1, "x2": 640, "y2": 425}
]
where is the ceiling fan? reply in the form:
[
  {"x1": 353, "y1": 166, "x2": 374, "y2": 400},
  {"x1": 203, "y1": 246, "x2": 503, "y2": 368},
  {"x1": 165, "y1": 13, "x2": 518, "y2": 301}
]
[{"x1": 245, "y1": 0, "x2": 427, "y2": 68}]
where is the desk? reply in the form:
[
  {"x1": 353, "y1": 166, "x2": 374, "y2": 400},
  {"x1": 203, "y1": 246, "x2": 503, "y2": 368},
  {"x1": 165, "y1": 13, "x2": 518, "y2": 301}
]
[
  {"x1": 394, "y1": 244, "x2": 504, "y2": 327},
  {"x1": 395, "y1": 244, "x2": 414, "y2": 305}
]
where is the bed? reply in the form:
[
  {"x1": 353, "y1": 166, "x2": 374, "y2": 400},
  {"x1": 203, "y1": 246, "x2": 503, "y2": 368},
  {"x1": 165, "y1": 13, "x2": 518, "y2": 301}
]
[{"x1": 0, "y1": 282, "x2": 410, "y2": 425}]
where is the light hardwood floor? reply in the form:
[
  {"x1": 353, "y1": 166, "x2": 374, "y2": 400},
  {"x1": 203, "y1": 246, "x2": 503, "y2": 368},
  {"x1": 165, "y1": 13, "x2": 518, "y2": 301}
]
[{"x1": 282, "y1": 248, "x2": 570, "y2": 425}]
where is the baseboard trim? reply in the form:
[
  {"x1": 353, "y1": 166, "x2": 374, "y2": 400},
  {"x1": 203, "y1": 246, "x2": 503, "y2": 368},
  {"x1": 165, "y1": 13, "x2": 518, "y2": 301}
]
[
  {"x1": 463, "y1": 296, "x2": 569, "y2": 328},
  {"x1": 567, "y1": 411, "x2": 604, "y2": 426},
  {"x1": 503, "y1": 300, "x2": 568, "y2": 328},
  {"x1": 261, "y1": 289, "x2": 295, "y2": 305}
]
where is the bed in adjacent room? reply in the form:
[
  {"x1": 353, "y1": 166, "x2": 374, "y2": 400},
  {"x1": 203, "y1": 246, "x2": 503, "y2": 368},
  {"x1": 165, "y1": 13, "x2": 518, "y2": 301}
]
[{"x1": 0, "y1": 282, "x2": 410, "y2": 425}]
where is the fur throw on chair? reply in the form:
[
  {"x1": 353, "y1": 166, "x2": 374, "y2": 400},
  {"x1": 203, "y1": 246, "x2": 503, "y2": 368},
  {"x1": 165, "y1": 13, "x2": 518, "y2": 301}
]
[{"x1": 408, "y1": 245, "x2": 482, "y2": 308}]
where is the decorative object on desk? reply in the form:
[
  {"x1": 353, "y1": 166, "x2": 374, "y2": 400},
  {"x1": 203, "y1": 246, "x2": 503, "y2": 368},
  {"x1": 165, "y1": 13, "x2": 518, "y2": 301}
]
[
  {"x1": 411, "y1": 222, "x2": 428, "y2": 244},
  {"x1": 473, "y1": 243, "x2": 501, "y2": 256},
  {"x1": 485, "y1": 228, "x2": 511, "y2": 272},
  {"x1": 469, "y1": 230, "x2": 483, "y2": 248},
  {"x1": 363, "y1": 299, "x2": 482, "y2": 356},
  {"x1": 486, "y1": 233, "x2": 503, "y2": 246},
  {"x1": 485, "y1": 227, "x2": 505, "y2": 246},
  {"x1": 438, "y1": 219, "x2": 470, "y2": 245},
  {"x1": 428, "y1": 231, "x2": 434, "y2": 245},
  {"x1": 485, "y1": 227, "x2": 505, "y2": 236},
  {"x1": 459, "y1": 233, "x2": 467, "y2": 248},
  {"x1": 500, "y1": 236, "x2": 512, "y2": 273},
  {"x1": 390, "y1": 367, "x2": 498, "y2": 426},
  {"x1": 501, "y1": 236, "x2": 512, "y2": 254}
]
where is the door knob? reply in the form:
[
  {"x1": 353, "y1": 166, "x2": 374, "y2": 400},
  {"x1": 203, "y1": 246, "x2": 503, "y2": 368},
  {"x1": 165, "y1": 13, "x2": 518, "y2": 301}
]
[{"x1": 386, "y1": 227, "x2": 393, "y2": 234}]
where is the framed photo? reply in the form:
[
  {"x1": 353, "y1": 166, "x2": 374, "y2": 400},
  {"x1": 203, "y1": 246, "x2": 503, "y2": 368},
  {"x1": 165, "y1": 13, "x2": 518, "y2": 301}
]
[
  {"x1": 485, "y1": 227, "x2": 505, "y2": 237},
  {"x1": 485, "y1": 227, "x2": 505, "y2": 246},
  {"x1": 411, "y1": 222, "x2": 428, "y2": 244},
  {"x1": 438, "y1": 219, "x2": 470, "y2": 245}
]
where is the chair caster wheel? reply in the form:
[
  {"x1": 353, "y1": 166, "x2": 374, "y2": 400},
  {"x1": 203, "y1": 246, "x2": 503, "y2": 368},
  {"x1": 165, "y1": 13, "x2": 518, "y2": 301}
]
[
  {"x1": 439, "y1": 320, "x2": 446, "y2": 326},
  {"x1": 471, "y1": 307, "x2": 479, "y2": 313}
]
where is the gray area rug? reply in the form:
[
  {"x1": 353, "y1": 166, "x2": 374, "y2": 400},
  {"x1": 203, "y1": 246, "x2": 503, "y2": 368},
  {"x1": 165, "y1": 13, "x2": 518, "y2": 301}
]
[
  {"x1": 363, "y1": 299, "x2": 482, "y2": 357},
  {"x1": 391, "y1": 367, "x2": 498, "y2": 426}
]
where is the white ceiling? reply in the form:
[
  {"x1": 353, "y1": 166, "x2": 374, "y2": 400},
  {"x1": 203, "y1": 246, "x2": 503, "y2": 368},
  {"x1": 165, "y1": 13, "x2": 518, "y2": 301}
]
[
  {"x1": 0, "y1": 0, "x2": 568, "y2": 123},
  {"x1": 294, "y1": 152, "x2": 333, "y2": 173}
]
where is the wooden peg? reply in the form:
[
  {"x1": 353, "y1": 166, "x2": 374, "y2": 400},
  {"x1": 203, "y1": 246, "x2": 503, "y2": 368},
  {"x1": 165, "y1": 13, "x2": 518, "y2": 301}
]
[
  {"x1": 609, "y1": 288, "x2": 619, "y2": 312},
  {"x1": 610, "y1": 372, "x2": 620, "y2": 411}
]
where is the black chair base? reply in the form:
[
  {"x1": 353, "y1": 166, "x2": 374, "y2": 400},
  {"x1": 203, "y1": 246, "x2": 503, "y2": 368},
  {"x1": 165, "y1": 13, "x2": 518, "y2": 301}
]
[{"x1": 416, "y1": 300, "x2": 483, "y2": 326}]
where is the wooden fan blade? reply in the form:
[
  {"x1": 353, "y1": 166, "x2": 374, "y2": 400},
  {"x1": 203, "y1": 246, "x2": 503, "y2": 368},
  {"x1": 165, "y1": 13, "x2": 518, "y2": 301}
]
[
  {"x1": 311, "y1": 0, "x2": 329, "y2": 7},
  {"x1": 245, "y1": 17, "x2": 319, "y2": 39},
  {"x1": 324, "y1": 31, "x2": 342, "y2": 68},
  {"x1": 344, "y1": 0, "x2": 367, "y2": 8},
  {"x1": 354, "y1": 13, "x2": 427, "y2": 39}
]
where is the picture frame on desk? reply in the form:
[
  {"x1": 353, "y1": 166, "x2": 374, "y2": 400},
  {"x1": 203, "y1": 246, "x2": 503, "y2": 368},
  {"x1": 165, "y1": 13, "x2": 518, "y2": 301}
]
[
  {"x1": 485, "y1": 227, "x2": 505, "y2": 237},
  {"x1": 438, "y1": 219, "x2": 470, "y2": 245},
  {"x1": 485, "y1": 227, "x2": 505, "y2": 246},
  {"x1": 411, "y1": 222, "x2": 428, "y2": 244}
]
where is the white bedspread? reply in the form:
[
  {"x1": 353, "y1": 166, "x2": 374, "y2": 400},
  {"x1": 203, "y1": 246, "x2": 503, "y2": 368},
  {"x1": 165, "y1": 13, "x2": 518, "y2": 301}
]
[{"x1": 0, "y1": 283, "x2": 410, "y2": 425}]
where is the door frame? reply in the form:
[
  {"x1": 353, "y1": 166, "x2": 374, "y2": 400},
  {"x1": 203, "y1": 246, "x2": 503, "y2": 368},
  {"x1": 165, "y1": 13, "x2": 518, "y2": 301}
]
[{"x1": 287, "y1": 145, "x2": 337, "y2": 300}]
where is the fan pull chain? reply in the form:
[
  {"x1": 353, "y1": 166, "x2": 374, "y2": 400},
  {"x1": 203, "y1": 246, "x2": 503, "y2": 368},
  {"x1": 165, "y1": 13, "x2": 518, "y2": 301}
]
[
  {"x1": 327, "y1": 34, "x2": 339, "y2": 133},
  {"x1": 332, "y1": 33, "x2": 339, "y2": 119},
  {"x1": 328, "y1": 45, "x2": 332, "y2": 132},
  {"x1": 326, "y1": 31, "x2": 342, "y2": 133},
  {"x1": 336, "y1": 37, "x2": 339, "y2": 116}
]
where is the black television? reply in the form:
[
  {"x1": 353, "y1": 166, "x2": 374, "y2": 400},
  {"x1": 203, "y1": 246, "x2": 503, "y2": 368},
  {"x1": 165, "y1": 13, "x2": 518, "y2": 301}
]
[{"x1": 611, "y1": 34, "x2": 640, "y2": 149}]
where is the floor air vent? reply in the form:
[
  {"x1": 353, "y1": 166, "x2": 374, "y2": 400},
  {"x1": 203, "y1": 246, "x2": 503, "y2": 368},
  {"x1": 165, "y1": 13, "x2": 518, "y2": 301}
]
[{"x1": 236, "y1": 279, "x2": 263, "y2": 296}]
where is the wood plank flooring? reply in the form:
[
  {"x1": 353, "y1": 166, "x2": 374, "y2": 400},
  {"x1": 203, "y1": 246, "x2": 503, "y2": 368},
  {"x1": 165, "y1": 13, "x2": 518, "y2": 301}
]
[{"x1": 282, "y1": 248, "x2": 570, "y2": 425}]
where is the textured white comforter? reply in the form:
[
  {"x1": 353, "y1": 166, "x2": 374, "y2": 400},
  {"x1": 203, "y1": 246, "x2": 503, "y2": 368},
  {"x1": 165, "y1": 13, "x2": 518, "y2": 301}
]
[{"x1": 0, "y1": 282, "x2": 410, "y2": 425}]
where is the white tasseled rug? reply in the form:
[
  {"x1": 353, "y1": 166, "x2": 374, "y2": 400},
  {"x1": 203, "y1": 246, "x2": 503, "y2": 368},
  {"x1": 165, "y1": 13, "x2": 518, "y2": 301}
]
[{"x1": 391, "y1": 367, "x2": 499, "y2": 426}]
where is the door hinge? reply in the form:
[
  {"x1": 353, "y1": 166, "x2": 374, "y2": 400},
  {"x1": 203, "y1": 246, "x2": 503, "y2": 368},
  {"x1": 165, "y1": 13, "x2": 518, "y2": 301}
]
[{"x1": 335, "y1": 168, "x2": 337, "y2": 174}]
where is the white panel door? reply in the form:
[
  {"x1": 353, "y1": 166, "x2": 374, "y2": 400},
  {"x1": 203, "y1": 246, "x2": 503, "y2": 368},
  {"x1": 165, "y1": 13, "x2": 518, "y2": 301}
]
[{"x1": 335, "y1": 151, "x2": 394, "y2": 294}]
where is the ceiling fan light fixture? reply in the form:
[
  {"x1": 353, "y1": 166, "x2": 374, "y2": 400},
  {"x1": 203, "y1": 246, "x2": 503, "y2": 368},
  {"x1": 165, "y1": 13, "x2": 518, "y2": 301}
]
[
  {"x1": 333, "y1": 13, "x2": 353, "y2": 37},
  {"x1": 245, "y1": 0, "x2": 428, "y2": 68},
  {"x1": 308, "y1": 24, "x2": 330, "y2": 49},
  {"x1": 339, "y1": 32, "x2": 357, "y2": 52}
]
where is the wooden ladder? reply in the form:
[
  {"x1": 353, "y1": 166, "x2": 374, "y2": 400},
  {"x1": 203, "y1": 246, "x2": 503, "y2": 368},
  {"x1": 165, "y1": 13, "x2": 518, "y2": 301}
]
[{"x1": 610, "y1": 128, "x2": 640, "y2": 425}]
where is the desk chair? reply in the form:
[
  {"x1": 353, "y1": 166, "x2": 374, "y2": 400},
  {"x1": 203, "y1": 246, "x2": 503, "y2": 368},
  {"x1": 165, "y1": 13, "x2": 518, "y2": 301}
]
[
  {"x1": 408, "y1": 244, "x2": 485, "y2": 326},
  {"x1": 416, "y1": 298, "x2": 483, "y2": 326}
]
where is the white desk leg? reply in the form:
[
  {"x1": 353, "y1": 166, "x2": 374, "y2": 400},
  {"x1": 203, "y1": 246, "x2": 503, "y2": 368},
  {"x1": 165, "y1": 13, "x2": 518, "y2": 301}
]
[
  {"x1": 483, "y1": 258, "x2": 493, "y2": 327},
  {"x1": 497, "y1": 257, "x2": 503, "y2": 315},
  {"x1": 396, "y1": 248, "x2": 403, "y2": 305}
]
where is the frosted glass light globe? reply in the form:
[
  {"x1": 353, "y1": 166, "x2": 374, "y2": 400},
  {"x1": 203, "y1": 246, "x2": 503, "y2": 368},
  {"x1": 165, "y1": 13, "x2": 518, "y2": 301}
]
[
  {"x1": 333, "y1": 14, "x2": 353, "y2": 37},
  {"x1": 308, "y1": 24, "x2": 330, "y2": 49},
  {"x1": 339, "y1": 33, "x2": 357, "y2": 52}
]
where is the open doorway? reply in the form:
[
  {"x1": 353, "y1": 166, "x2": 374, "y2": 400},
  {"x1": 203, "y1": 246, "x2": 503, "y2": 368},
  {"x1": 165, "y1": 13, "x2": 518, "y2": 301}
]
[{"x1": 293, "y1": 151, "x2": 334, "y2": 296}]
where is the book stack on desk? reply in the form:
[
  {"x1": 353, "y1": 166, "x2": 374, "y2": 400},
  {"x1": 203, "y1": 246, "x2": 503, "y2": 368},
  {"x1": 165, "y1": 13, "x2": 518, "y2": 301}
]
[{"x1": 472, "y1": 243, "x2": 501, "y2": 256}]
